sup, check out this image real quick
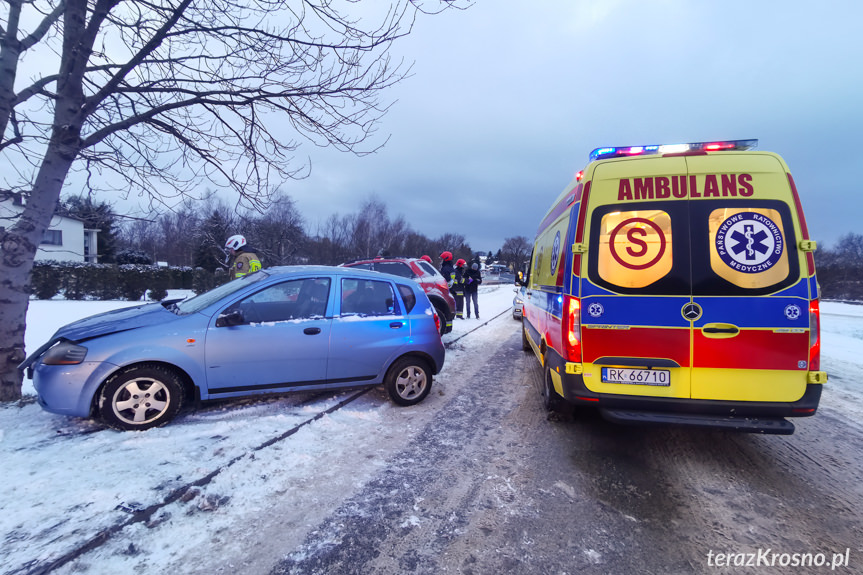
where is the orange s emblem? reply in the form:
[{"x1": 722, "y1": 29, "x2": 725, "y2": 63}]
[{"x1": 598, "y1": 210, "x2": 672, "y2": 288}]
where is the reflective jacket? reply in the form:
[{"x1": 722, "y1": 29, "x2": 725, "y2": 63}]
[
  {"x1": 441, "y1": 261, "x2": 455, "y2": 289},
  {"x1": 452, "y1": 265, "x2": 465, "y2": 295},
  {"x1": 230, "y1": 250, "x2": 262, "y2": 280}
]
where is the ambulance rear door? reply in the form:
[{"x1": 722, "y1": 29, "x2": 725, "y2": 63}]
[
  {"x1": 580, "y1": 156, "x2": 693, "y2": 399},
  {"x1": 686, "y1": 153, "x2": 810, "y2": 402}
]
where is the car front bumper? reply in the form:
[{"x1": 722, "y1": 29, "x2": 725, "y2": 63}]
[{"x1": 32, "y1": 360, "x2": 118, "y2": 418}]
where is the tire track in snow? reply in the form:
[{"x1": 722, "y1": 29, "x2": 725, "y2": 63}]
[{"x1": 14, "y1": 389, "x2": 370, "y2": 575}]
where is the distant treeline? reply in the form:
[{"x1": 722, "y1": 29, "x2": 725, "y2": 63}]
[
  {"x1": 28, "y1": 193, "x2": 535, "y2": 300},
  {"x1": 57, "y1": 193, "x2": 475, "y2": 272},
  {"x1": 816, "y1": 233, "x2": 863, "y2": 301}
]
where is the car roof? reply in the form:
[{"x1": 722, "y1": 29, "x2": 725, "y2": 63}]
[
  {"x1": 263, "y1": 265, "x2": 417, "y2": 284},
  {"x1": 340, "y1": 257, "x2": 419, "y2": 265}
]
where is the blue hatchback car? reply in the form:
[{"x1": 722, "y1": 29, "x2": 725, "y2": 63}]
[{"x1": 21, "y1": 266, "x2": 446, "y2": 431}]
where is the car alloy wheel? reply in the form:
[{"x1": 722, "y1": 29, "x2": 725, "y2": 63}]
[
  {"x1": 99, "y1": 364, "x2": 185, "y2": 431},
  {"x1": 385, "y1": 357, "x2": 432, "y2": 406}
]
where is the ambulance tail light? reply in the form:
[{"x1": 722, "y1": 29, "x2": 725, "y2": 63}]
[
  {"x1": 809, "y1": 300, "x2": 821, "y2": 371},
  {"x1": 562, "y1": 295, "x2": 582, "y2": 361}
]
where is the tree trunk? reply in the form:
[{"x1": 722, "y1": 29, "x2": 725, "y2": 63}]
[{"x1": 0, "y1": 144, "x2": 76, "y2": 400}]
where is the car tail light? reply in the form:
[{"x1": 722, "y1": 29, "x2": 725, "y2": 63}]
[
  {"x1": 41, "y1": 341, "x2": 88, "y2": 365},
  {"x1": 433, "y1": 310, "x2": 441, "y2": 334},
  {"x1": 809, "y1": 300, "x2": 821, "y2": 371},
  {"x1": 562, "y1": 295, "x2": 582, "y2": 361}
]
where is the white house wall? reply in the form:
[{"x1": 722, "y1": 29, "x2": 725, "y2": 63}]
[{"x1": 1, "y1": 199, "x2": 89, "y2": 263}]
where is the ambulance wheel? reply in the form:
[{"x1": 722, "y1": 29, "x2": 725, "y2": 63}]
[
  {"x1": 542, "y1": 362, "x2": 565, "y2": 412},
  {"x1": 99, "y1": 364, "x2": 185, "y2": 431},
  {"x1": 385, "y1": 356, "x2": 432, "y2": 406}
]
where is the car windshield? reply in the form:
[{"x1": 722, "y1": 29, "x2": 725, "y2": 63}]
[{"x1": 174, "y1": 270, "x2": 269, "y2": 314}]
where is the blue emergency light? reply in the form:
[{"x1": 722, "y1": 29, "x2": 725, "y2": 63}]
[{"x1": 588, "y1": 139, "x2": 758, "y2": 162}]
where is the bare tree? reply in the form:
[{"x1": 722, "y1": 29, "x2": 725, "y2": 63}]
[
  {"x1": 308, "y1": 213, "x2": 353, "y2": 265},
  {"x1": 500, "y1": 235, "x2": 531, "y2": 271},
  {"x1": 0, "y1": 0, "x2": 465, "y2": 400},
  {"x1": 244, "y1": 191, "x2": 305, "y2": 266}
]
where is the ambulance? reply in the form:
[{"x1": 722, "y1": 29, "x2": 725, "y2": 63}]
[{"x1": 520, "y1": 139, "x2": 825, "y2": 434}]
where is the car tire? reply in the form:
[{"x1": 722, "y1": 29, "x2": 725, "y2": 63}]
[
  {"x1": 433, "y1": 303, "x2": 449, "y2": 336},
  {"x1": 385, "y1": 356, "x2": 432, "y2": 406},
  {"x1": 542, "y1": 361, "x2": 565, "y2": 413},
  {"x1": 99, "y1": 364, "x2": 185, "y2": 431}
]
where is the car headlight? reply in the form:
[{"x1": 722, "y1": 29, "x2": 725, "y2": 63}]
[{"x1": 41, "y1": 341, "x2": 88, "y2": 365}]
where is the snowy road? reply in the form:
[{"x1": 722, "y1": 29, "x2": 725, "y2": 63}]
[{"x1": 2, "y1": 290, "x2": 862, "y2": 574}]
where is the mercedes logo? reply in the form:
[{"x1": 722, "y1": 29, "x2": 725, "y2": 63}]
[{"x1": 682, "y1": 302, "x2": 702, "y2": 321}]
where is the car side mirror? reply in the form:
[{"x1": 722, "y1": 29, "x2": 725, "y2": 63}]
[{"x1": 216, "y1": 309, "x2": 245, "y2": 327}]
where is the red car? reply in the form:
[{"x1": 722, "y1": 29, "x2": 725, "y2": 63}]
[{"x1": 341, "y1": 257, "x2": 454, "y2": 335}]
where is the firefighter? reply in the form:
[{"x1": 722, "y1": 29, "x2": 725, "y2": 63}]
[
  {"x1": 453, "y1": 258, "x2": 467, "y2": 319},
  {"x1": 225, "y1": 235, "x2": 262, "y2": 280}
]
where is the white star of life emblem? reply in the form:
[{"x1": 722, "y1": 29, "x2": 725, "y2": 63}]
[{"x1": 784, "y1": 304, "x2": 801, "y2": 320}]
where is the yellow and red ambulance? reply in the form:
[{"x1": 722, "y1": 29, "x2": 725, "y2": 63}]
[{"x1": 520, "y1": 139, "x2": 825, "y2": 434}]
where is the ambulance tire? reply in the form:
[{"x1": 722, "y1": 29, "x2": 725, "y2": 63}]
[
  {"x1": 521, "y1": 322, "x2": 530, "y2": 351},
  {"x1": 541, "y1": 361, "x2": 565, "y2": 413}
]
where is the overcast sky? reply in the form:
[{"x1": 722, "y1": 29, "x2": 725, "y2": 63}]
[{"x1": 266, "y1": 0, "x2": 862, "y2": 254}]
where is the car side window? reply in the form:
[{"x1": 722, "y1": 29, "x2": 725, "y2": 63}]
[
  {"x1": 397, "y1": 284, "x2": 417, "y2": 313},
  {"x1": 418, "y1": 261, "x2": 442, "y2": 278},
  {"x1": 340, "y1": 279, "x2": 400, "y2": 316},
  {"x1": 373, "y1": 262, "x2": 415, "y2": 278},
  {"x1": 226, "y1": 278, "x2": 330, "y2": 323}
]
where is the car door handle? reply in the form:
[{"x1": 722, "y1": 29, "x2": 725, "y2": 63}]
[
  {"x1": 390, "y1": 322, "x2": 404, "y2": 329},
  {"x1": 303, "y1": 327, "x2": 322, "y2": 335},
  {"x1": 702, "y1": 323, "x2": 740, "y2": 338}
]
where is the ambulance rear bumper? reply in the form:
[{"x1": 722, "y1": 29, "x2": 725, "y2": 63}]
[
  {"x1": 559, "y1": 365, "x2": 821, "y2": 434},
  {"x1": 599, "y1": 409, "x2": 796, "y2": 435}
]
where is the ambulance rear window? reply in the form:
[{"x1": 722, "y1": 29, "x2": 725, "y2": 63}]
[
  {"x1": 586, "y1": 199, "x2": 799, "y2": 296},
  {"x1": 691, "y1": 200, "x2": 799, "y2": 295},
  {"x1": 587, "y1": 202, "x2": 690, "y2": 296}
]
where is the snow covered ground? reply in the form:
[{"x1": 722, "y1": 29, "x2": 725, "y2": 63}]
[{"x1": 1, "y1": 286, "x2": 861, "y2": 575}]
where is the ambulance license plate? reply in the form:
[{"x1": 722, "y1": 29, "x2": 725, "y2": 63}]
[{"x1": 602, "y1": 368, "x2": 670, "y2": 386}]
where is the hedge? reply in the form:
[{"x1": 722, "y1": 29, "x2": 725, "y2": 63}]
[{"x1": 30, "y1": 261, "x2": 222, "y2": 301}]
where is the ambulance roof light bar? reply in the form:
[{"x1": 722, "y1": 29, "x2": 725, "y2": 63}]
[{"x1": 588, "y1": 139, "x2": 758, "y2": 162}]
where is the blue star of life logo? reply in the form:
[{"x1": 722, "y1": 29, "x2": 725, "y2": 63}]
[
  {"x1": 715, "y1": 212, "x2": 784, "y2": 274},
  {"x1": 731, "y1": 224, "x2": 769, "y2": 261},
  {"x1": 588, "y1": 302, "x2": 604, "y2": 318}
]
